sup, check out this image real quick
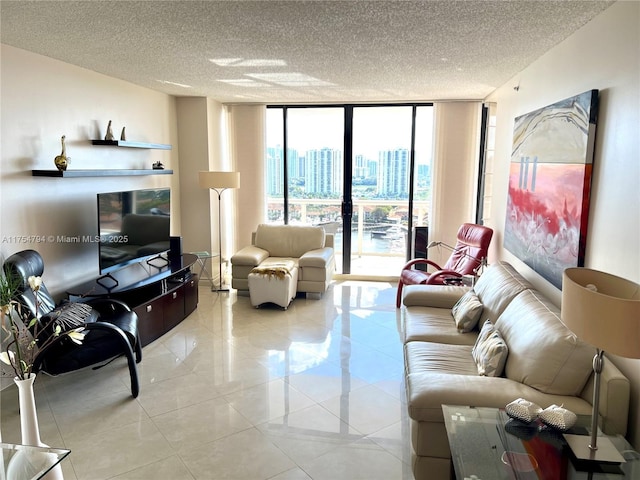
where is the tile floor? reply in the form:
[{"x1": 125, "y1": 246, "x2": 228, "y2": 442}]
[{"x1": 1, "y1": 281, "x2": 414, "y2": 480}]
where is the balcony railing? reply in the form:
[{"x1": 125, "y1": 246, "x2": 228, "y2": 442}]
[{"x1": 267, "y1": 197, "x2": 430, "y2": 276}]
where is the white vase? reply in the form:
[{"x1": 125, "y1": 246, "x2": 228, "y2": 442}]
[{"x1": 9, "y1": 373, "x2": 64, "y2": 480}]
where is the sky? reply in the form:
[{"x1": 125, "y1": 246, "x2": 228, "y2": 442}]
[{"x1": 266, "y1": 106, "x2": 434, "y2": 164}]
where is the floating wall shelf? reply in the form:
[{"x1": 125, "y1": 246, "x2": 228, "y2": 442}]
[
  {"x1": 32, "y1": 169, "x2": 173, "y2": 178},
  {"x1": 91, "y1": 140, "x2": 172, "y2": 150}
]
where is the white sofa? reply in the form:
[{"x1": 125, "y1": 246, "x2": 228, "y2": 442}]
[
  {"x1": 401, "y1": 261, "x2": 631, "y2": 480},
  {"x1": 231, "y1": 224, "x2": 335, "y2": 295}
]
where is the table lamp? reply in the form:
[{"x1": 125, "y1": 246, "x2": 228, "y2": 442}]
[
  {"x1": 199, "y1": 171, "x2": 240, "y2": 292},
  {"x1": 561, "y1": 267, "x2": 640, "y2": 463}
]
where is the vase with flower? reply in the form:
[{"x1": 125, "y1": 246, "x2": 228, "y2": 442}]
[{"x1": 1, "y1": 272, "x2": 85, "y2": 479}]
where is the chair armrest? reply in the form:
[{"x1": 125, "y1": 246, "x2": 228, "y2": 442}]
[
  {"x1": 299, "y1": 247, "x2": 334, "y2": 268},
  {"x1": 402, "y1": 284, "x2": 469, "y2": 308},
  {"x1": 231, "y1": 246, "x2": 269, "y2": 267},
  {"x1": 84, "y1": 298, "x2": 133, "y2": 315},
  {"x1": 402, "y1": 258, "x2": 443, "y2": 271},
  {"x1": 324, "y1": 233, "x2": 334, "y2": 249},
  {"x1": 32, "y1": 320, "x2": 135, "y2": 374}
]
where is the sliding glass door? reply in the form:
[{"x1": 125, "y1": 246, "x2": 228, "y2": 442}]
[
  {"x1": 266, "y1": 108, "x2": 343, "y2": 227},
  {"x1": 349, "y1": 106, "x2": 412, "y2": 276},
  {"x1": 266, "y1": 104, "x2": 434, "y2": 278}
]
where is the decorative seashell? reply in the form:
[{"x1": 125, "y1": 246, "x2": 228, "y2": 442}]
[
  {"x1": 539, "y1": 404, "x2": 577, "y2": 431},
  {"x1": 505, "y1": 398, "x2": 542, "y2": 423}
]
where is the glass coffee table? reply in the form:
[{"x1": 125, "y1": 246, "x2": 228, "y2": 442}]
[
  {"x1": 1, "y1": 442, "x2": 70, "y2": 479},
  {"x1": 442, "y1": 405, "x2": 640, "y2": 479}
]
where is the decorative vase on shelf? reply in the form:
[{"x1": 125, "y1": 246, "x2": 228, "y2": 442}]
[
  {"x1": 8, "y1": 374, "x2": 64, "y2": 480},
  {"x1": 104, "y1": 120, "x2": 115, "y2": 140},
  {"x1": 53, "y1": 135, "x2": 69, "y2": 172}
]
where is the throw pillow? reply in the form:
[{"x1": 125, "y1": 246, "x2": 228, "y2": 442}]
[
  {"x1": 471, "y1": 319, "x2": 495, "y2": 357},
  {"x1": 452, "y1": 290, "x2": 484, "y2": 332},
  {"x1": 472, "y1": 319, "x2": 509, "y2": 377}
]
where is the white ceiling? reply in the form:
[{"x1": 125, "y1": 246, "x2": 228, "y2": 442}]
[{"x1": 1, "y1": 1, "x2": 614, "y2": 104}]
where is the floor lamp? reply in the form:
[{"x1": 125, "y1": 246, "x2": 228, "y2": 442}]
[
  {"x1": 199, "y1": 171, "x2": 240, "y2": 292},
  {"x1": 561, "y1": 267, "x2": 640, "y2": 464}
]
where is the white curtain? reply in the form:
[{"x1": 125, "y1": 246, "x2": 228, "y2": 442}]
[
  {"x1": 225, "y1": 105, "x2": 266, "y2": 253},
  {"x1": 429, "y1": 101, "x2": 483, "y2": 266}
]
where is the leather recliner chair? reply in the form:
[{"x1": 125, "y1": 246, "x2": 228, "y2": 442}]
[
  {"x1": 3, "y1": 250, "x2": 142, "y2": 397},
  {"x1": 396, "y1": 223, "x2": 494, "y2": 307}
]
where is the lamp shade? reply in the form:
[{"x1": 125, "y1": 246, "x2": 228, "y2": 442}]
[
  {"x1": 198, "y1": 171, "x2": 240, "y2": 190},
  {"x1": 561, "y1": 268, "x2": 640, "y2": 359}
]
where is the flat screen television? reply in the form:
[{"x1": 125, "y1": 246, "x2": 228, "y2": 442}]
[{"x1": 97, "y1": 187, "x2": 171, "y2": 274}]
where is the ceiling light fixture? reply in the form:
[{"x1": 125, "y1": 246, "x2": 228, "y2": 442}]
[
  {"x1": 210, "y1": 58, "x2": 287, "y2": 67},
  {"x1": 217, "y1": 79, "x2": 272, "y2": 87},
  {"x1": 156, "y1": 80, "x2": 191, "y2": 88},
  {"x1": 246, "y1": 72, "x2": 334, "y2": 87}
]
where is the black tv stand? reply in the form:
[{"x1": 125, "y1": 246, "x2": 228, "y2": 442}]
[{"x1": 68, "y1": 254, "x2": 199, "y2": 346}]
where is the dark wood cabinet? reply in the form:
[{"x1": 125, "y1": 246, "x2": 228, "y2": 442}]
[
  {"x1": 162, "y1": 284, "x2": 185, "y2": 332},
  {"x1": 68, "y1": 254, "x2": 199, "y2": 346},
  {"x1": 184, "y1": 276, "x2": 199, "y2": 318}
]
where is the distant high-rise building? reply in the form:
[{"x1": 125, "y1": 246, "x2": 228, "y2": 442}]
[
  {"x1": 369, "y1": 159, "x2": 378, "y2": 178},
  {"x1": 287, "y1": 147, "x2": 301, "y2": 179},
  {"x1": 354, "y1": 154, "x2": 367, "y2": 178},
  {"x1": 417, "y1": 164, "x2": 431, "y2": 185},
  {"x1": 305, "y1": 148, "x2": 343, "y2": 195},
  {"x1": 266, "y1": 146, "x2": 284, "y2": 195},
  {"x1": 377, "y1": 148, "x2": 408, "y2": 197}
]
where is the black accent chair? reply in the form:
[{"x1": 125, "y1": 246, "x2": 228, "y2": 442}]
[{"x1": 3, "y1": 250, "x2": 142, "y2": 398}]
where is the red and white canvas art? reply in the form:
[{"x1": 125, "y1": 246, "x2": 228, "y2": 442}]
[{"x1": 504, "y1": 90, "x2": 599, "y2": 289}]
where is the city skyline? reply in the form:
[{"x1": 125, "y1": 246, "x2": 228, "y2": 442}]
[{"x1": 266, "y1": 145, "x2": 430, "y2": 198}]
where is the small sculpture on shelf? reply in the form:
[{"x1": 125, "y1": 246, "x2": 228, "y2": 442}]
[
  {"x1": 152, "y1": 161, "x2": 165, "y2": 170},
  {"x1": 104, "y1": 120, "x2": 115, "y2": 140},
  {"x1": 54, "y1": 135, "x2": 70, "y2": 171},
  {"x1": 120, "y1": 126, "x2": 126, "y2": 141}
]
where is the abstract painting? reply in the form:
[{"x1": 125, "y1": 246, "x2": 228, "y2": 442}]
[{"x1": 504, "y1": 90, "x2": 599, "y2": 289}]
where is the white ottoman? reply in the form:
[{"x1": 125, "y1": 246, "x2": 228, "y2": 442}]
[{"x1": 248, "y1": 260, "x2": 298, "y2": 309}]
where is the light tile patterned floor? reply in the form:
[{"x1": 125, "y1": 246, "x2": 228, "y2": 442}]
[{"x1": 1, "y1": 281, "x2": 414, "y2": 480}]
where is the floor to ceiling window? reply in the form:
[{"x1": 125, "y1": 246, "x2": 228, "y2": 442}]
[{"x1": 266, "y1": 104, "x2": 434, "y2": 278}]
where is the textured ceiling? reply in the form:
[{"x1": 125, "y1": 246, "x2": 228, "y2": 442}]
[{"x1": 1, "y1": 1, "x2": 614, "y2": 104}]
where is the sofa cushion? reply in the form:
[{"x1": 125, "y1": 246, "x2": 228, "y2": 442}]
[
  {"x1": 402, "y1": 307, "x2": 479, "y2": 345},
  {"x1": 495, "y1": 290, "x2": 594, "y2": 396},
  {"x1": 405, "y1": 342, "x2": 477, "y2": 377},
  {"x1": 255, "y1": 224, "x2": 325, "y2": 258},
  {"x1": 473, "y1": 261, "x2": 533, "y2": 323},
  {"x1": 471, "y1": 320, "x2": 508, "y2": 376},
  {"x1": 452, "y1": 290, "x2": 483, "y2": 332}
]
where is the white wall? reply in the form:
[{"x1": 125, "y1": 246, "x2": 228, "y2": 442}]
[
  {"x1": 0, "y1": 45, "x2": 179, "y2": 294},
  {"x1": 486, "y1": 1, "x2": 640, "y2": 447}
]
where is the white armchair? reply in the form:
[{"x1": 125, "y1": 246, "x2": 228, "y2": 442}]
[{"x1": 231, "y1": 224, "x2": 335, "y2": 295}]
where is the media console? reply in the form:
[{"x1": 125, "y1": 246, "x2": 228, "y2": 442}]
[{"x1": 67, "y1": 254, "x2": 199, "y2": 347}]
